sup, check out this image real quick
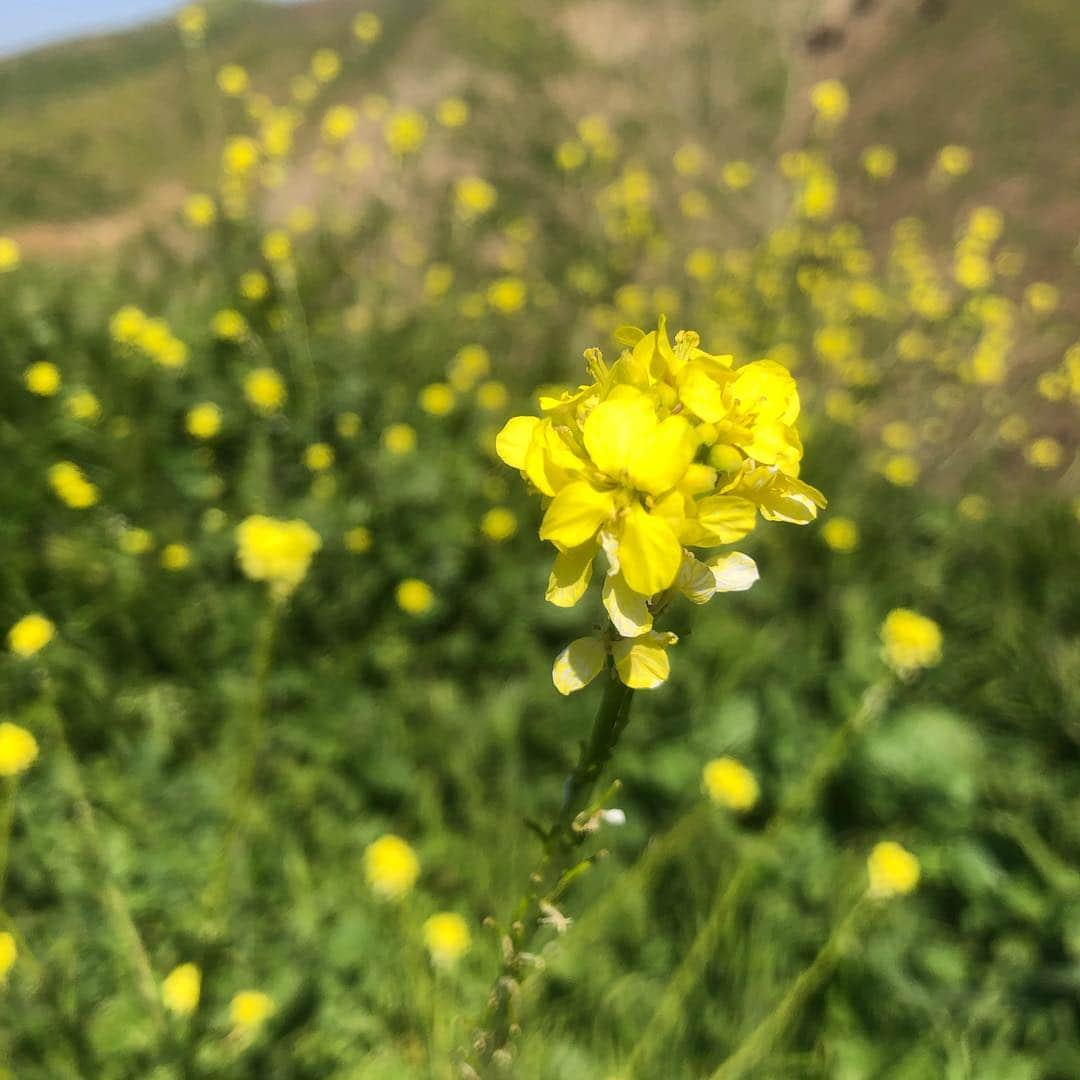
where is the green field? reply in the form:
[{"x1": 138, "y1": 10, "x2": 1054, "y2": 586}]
[{"x1": 0, "y1": 0, "x2": 1079, "y2": 1077}]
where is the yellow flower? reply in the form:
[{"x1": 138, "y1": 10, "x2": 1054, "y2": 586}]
[
  {"x1": 261, "y1": 230, "x2": 292, "y2": 265},
  {"x1": 66, "y1": 390, "x2": 101, "y2": 423},
  {"x1": 882, "y1": 454, "x2": 919, "y2": 487},
  {"x1": 881, "y1": 609, "x2": 942, "y2": 676},
  {"x1": 448, "y1": 345, "x2": 491, "y2": 391},
  {"x1": 419, "y1": 383, "x2": 456, "y2": 416},
  {"x1": 352, "y1": 11, "x2": 382, "y2": 44},
  {"x1": 455, "y1": 176, "x2": 497, "y2": 219},
  {"x1": 176, "y1": 5, "x2": 207, "y2": 41},
  {"x1": 211, "y1": 309, "x2": 247, "y2": 341},
  {"x1": 25, "y1": 361, "x2": 61, "y2": 397},
  {"x1": 555, "y1": 140, "x2": 586, "y2": 171},
  {"x1": 239, "y1": 270, "x2": 269, "y2": 301},
  {"x1": 310, "y1": 48, "x2": 341, "y2": 83},
  {"x1": 186, "y1": 402, "x2": 222, "y2": 440},
  {"x1": 1024, "y1": 282, "x2": 1059, "y2": 316},
  {"x1": 1024, "y1": 437, "x2": 1063, "y2": 470},
  {"x1": 48, "y1": 462, "x2": 98, "y2": 509},
  {"x1": 487, "y1": 277, "x2": 526, "y2": 314},
  {"x1": 476, "y1": 380, "x2": 508, "y2": 411},
  {"x1": 230, "y1": 990, "x2": 274, "y2": 1031},
  {"x1": 161, "y1": 544, "x2": 192, "y2": 572},
  {"x1": 383, "y1": 423, "x2": 417, "y2": 455},
  {"x1": 162, "y1": 963, "x2": 201, "y2": 1015},
  {"x1": 321, "y1": 104, "x2": 358, "y2": 144},
  {"x1": 336, "y1": 411, "x2": 362, "y2": 438},
  {"x1": 702, "y1": 757, "x2": 759, "y2": 812},
  {"x1": 481, "y1": 507, "x2": 517, "y2": 542},
  {"x1": 861, "y1": 144, "x2": 897, "y2": 180},
  {"x1": 937, "y1": 144, "x2": 972, "y2": 177},
  {"x1": 396, "y1": 579, "x2": 434, "y2": 615},
  {"x1": 424, "y1": 263, "x2": 454, "y2": 299},
  {"x1": 720, "y1": 160, "x2": 753, "y2": 190},
  {"x1": 344, "y1": 526, "x2": 372, "y2": 554},
  {"x1": 364, "y1": 834, "x2": 420, "y2": 900},
  {"x1": 303, "y1": 443, "x2": 335, "y2": 471},
  {"x1": 422, "y1": 913, "x2": 471, "y2": 969},
  {"x1": 821, "y1": 516, "x2": 858, "y2": 553},
  {"x1": 385, "y1": 110, "x2": 427, "y2": 156},
  {"x1": 235, "y1": 516, "x2": 321, "y2": 596},
  {"x1": 120, "y1": 527, "x2": 153, "y2": 555},
  {"x1": 110, "y1": 305, "x2": 146, "y2": 344},
  {"x1": 0, "y1": 237, "x2": 21, "y2": 273},
  {"x1": 183, "y1": 193, "x2": 216, "y2": 228},
  {"x1": 0, "y1": 932, "x2": 16, "y2": 982},
  {"x1": 436, "y1": 96, "x2": 468, "y2": 127},
  {"x1": 809, "y1": 78, "x2": 849, "y2": 123},
  {"x1": 216, "y1": 64, "x2": 248, "y2": 96},
  {"x1": 222, "y1": 136, "x2": 260, "y2": 177},
  {"x1": 867, "y1": 841, "x2": 920, "y2": 899},
  {"x1": 244, "y1": 368, "x2": 286, "y2": 414},
  {"x1": 0, "y1": 723, "x2": 39, "y2": 777},
  {"x1": 957, "y1": 494, "x2": 989, "y2": 522},
  {"x1": 673, "y1": 142, "x2": 705, "y2": 177}
]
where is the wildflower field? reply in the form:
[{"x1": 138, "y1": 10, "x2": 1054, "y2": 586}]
[{"x1": 1, "y1": 0, "x2": 1079, "y2": 1076}]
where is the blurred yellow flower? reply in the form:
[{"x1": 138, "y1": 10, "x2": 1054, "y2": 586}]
[
  {"x1": 186, "y1": 402, "x2": 222, "y2": 440},
  {"x1": 720, "y1": 160, "x2": 753, "y2": 190},
  {"x1": 321, "y1": 104, "x2": 358, "y2": 145},
  {"x1": 176, "y1": 5, "x2": 207, "y2": 41},
  {"x1": 1024, "y1": 436, "x2": 1063, "y2": 470},
  {"x1": 364, "y1": 834, "x2": 420, "y2": 900},
  {"x1": 861, "y1": 144, "x2": 897, "y2": 180},
  {"x1": 244, "y1": 368, "x2": 286, "y2": 414},
  {"x1": 821, "y1": 516, "x2": 858, "y2": 553},
  {"x1": 702, "y1": 757, "x2": 759, "y2": 812},
  {"x1": 447, "y1": 345, "x2": 490, "y2": 391},
  {"x1": 183, "y1": 193, "x2": 216, "y2": 228},
  {"x1": 810, "y1": 78, "x2": 849, "y2": 124},
  {"x1": 110, "y1": 305, "x2": 146, "y2": 344},
  {"x1": 1024, "y1": 282, "x2": 1059, "y2": 316},
  {"x1": 673, "y1": 142, "x2": 705, "y2": 177},
  {"x1": 957, "y1": 494, "x2": 989, "y2": 522},
  {"x1": 476, "y1": 380, "x2": 508, "y2": 411},
  {"x1": 396, "y1": 579, "x2": 434, "y2": 615},
  {"x1": 436, "y1": 96, "x2": 468, "y2": 127},
  {"x1": 0, "y1": 723, "x2": 39, "y2": 777},
  {"x1": 303, "y1": 443, "x2": 335, "y2": 471},
  {"x1": 235, "y1": 515, "x2": 321, "y2": 596},
  {"x1": 455, "y1": 176, "x2": 497, "y2": 219},
  {"x1": 383, "y1": 423, "x2": 417, "y2": 455},
  {"x1": 162, "y1": 963, "x2": 201, "y2": 1015},
  {"x1": 161, "y1": 544, "x2": 192, "y2": 571},
  {"x1": 882, "y1": 454, "x2": 919, "y2": 487},
  {"x1": 66, "y1": 390, "x2": 101, "y2": 423},
  {"x1": 216, "y1": 64, "x2": 248, "y2": 96},
  {"x1": 7, "y1": 615, "x2": 54, "y2": 658},
  {"x1": 310, "y1": 48, "x2": 341, "y2": 84},
  {"x1": 352, "y1": 11, "x2": 382, "y2": 44},
  {"x1": 239, "y1": 270, "x2": 269, "y2": 302},
  {"x1": 481, "y1": 507, "x2": 517, "y2": 542},
  {"x1": 261, "y1": 230, "x2": 292, "y2": 264},
  {"x1": 423, "y1": 913, "x2": 471, "y2": 969},
  {"x1": 881, "y1": 609, "x2": 942, "y2": 676},
  {"x1": 937, "y1": 144, "x2": 972, "y2": 177},
  {"x1": 385, "y1": 110, "x2": 427, "y2": 156},
  {"x1": 222, "y1": 136, "x2": 260, "y2": 177},
  {"x1": 0, "y1": 931, "x2": 15, "y2": 982},
  {"x1": 0, "y1": 237, "x2": 21, "y2": 273},
  {"x1": 48, "y1": 462, "x2": 99, "y2": 509},
  {"x1": 336, "y1": 411, "x2": 362, "y2": 438},
  {"x1": 419, "y1": 383, "x2": 456, "y2": 416},
  {"x1": 120, "y1": 527, "x2": 153, "y2": 555},
  {"x1": 867, "y1": 841, "x2": 920, "y2": 899},
  {"x1": 211, "y1": 309, "x2": 247, "y2": 341},
  {"x1": 230, "y1": 990, "x2": 274, "y2": 1031},
  {"x1": 555, "y1": 140, "x2": 586, "y2": 171},
  {"x1": 25, "y1": 361, "x2": 61, "y2": 397},
  {"x1": 344, "y1": 526, "x2": 372, "y2": 554},
  {"x1": 487, "y1": 277, "x2": 526, "y2": 314}
]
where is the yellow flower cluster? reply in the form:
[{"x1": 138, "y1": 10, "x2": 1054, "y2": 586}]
[
  {"x1": 8, "y1": 614, "x2": 55, "y2": 657},
  {"x1": 422, "y1": 912, "x2": 472, "y2": 969},
  {"x1": 880, "y1": 609, "x2": 942, "y2": 677},
  {"x1": 235, "y1": 515, "x2": 321, "y2": 597},
  {"x1": 364, "y1": 834, "x2": 420, "y2": 900},
  {"x1": 108, "y1": 306, "x2": 188, "y2": 369},
  {"x1": 867, "y1": 841, "x2": 921, "y2": 899},
  {"x1": 497, "y1": 317, "x2": 824, "y2": 693},
  {"x1": 0, "y1": 723, "x2": 39, "y2": 777},
  {"x1": 48, "y1": 462, "x2": 99, "y2": 509}
]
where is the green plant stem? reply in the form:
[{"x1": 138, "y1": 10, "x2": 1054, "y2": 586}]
[
  {"x1": 474, "y1": 670, "x2": 635, "y2": 1069},
  {"x1": 0, "y1": 776, "x2": 17, "y2": 900},
  {"x1": 708, "y1": 897, "x2": 871, "y2": 1080},
  {"x1": 625, "y1": 677, "x2": 892, "y2": 1075},
  {"x1": 43, "y1": 691, "x2": 165, "y2": 1035}
]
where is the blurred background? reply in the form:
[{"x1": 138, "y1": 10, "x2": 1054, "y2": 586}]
[{"x1": 0, "y1": 0, "x2": 1078, "y2": 1077}]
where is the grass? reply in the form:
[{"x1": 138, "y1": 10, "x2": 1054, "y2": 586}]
[{"x1": 0, "y1": 0, "x2": 1079, "y2": 1076}]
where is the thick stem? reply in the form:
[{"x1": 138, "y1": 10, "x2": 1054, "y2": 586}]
[{"x1": 474, "y1": 671, "x2": 634, "y2": 1069}]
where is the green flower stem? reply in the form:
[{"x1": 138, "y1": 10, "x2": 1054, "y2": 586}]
[
  {"x1": 708, "y1": 896, "x2": 871, "y2": 1080},
  {"x1": 475, "y1": 670, "x2": 635, "y2": 1068},
  {"x1": 625, "y1": 676, "x2": 892, "y2": 1076},
  {"x1": 42, "y1": 687, "x2": 165, "y2": 1035},
  {"x1": 0, "y1": 776, "x2": 17, "y2": 901},
  {"x1": 202, "y1": 595, "x2": 282, "y2": 928}
]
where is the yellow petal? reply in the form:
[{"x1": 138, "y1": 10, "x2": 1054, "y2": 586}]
[
  {"x1": 582, "y1": 394, "x2": 654, "y2": 478},
  {"x1": 677, "y1": 361, "x2": 731, "y2": 423},
  {"x1": 546, "y1": 542, "x2": 597, "y2": 607},
  {"x1": 602, "y1": 572, "x2": 653, "y2": 637},
  {"x1": 524, "y1": 420, "x2": 588, "y2": 497},
  {"x1": 617, "y1": 502, "x2": 683, "y2": 596},
  {"x1": 495, "y1": 416, "x2": 539, "y2": 470},
  {"x1": 553, "y1": 637, "x2": 607, "y2": 695},
  {"x1": 627, "y1": 415, "x2": 698, "y2": 496},
  {"x1": 692, "y1": 495, "x2": 757, "y2": 545},
  {"x1": 676, "y1": 553, "x2": 716, "y2": 604},
  {"x1": 612, "y1": 631, "x2": 677, "y2": 689},
  {"x1": 706, "y1": 551, "x2": 759, "y2": 591},
  {"x1": 539, "y1": 481, "x2": 615, "y2": 550}
]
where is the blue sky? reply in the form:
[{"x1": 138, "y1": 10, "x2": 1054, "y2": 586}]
[{"x1": 0, "y1": 1, "x2": 302, "y2": 58}]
